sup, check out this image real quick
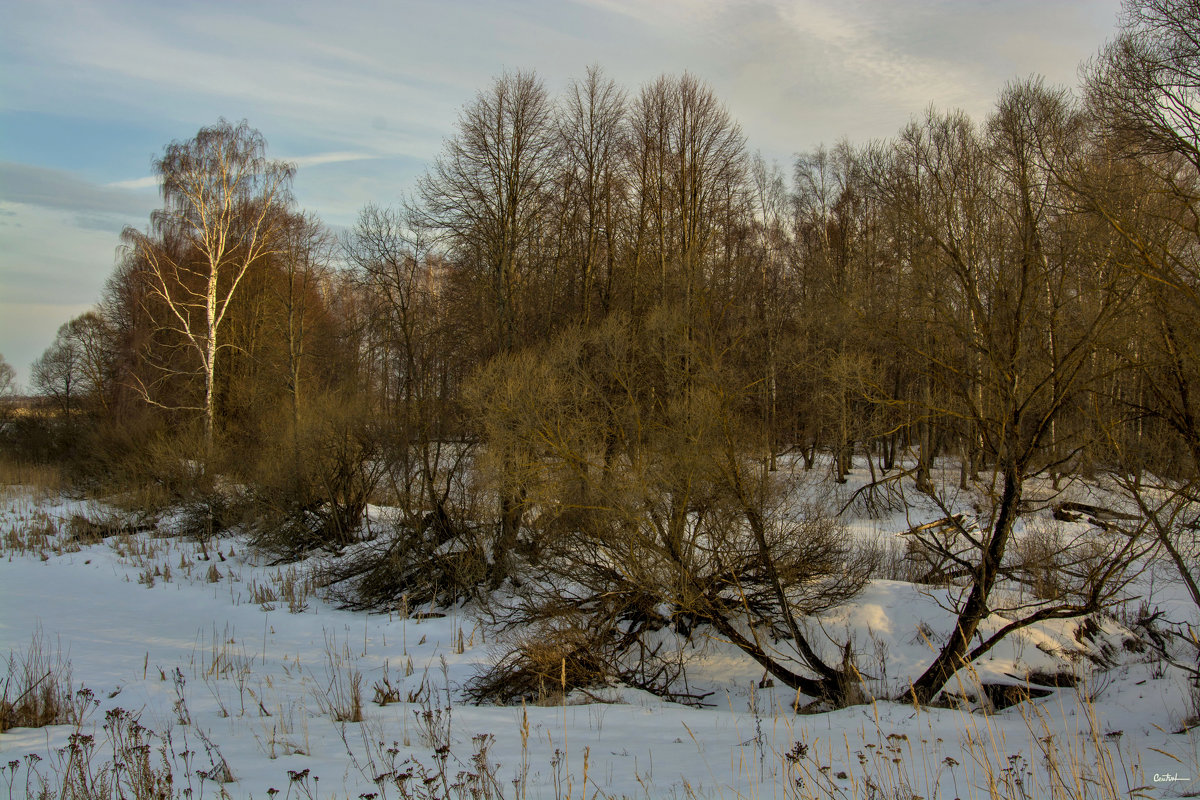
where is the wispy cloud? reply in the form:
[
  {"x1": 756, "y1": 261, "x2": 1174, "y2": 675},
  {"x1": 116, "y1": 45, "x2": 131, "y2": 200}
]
[
  {"x1": 107, "y1": 176, "x2": 159, "y2": 191},
  {"x1": 3, "y1": 1, "x2": 480, "y2": 162},
  {"x1": 0, "y1": 163, "x2": 156, "y2": 217},
  {"x1": 287, "y1": 151, "x2": 381, "y2": 169}
]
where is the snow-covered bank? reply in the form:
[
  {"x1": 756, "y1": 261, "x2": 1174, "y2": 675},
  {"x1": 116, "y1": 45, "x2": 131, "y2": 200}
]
[{"x1": 1, "y1": 488, "x2": 1197, "y2": 799}]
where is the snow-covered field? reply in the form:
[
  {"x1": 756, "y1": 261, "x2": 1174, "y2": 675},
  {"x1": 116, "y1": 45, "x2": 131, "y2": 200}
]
[{"x1": 1, "y1": 480, "x2": 1198, "y2": 800}]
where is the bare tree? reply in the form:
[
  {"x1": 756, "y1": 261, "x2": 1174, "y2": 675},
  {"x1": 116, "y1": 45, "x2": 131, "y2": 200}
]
[
  {"x1": 745, "y1": 154, "x2": 795, "y2": 471},
  {"x1": 344, "y1": 205, "x2": 472, "y2": 530},
  {"x1": 121, "y1": 119, "x2": 294, "y2": 454},
  {"x1": 1082, "y1": 0, "x2": 1200, "y2": 471},
  {"x1": 30, "y1": 312, "x2": 114, "y2": 417},
  {"x1": 557, "y1": 65, "x2": 628, "y2": 324},
  {"x1": 274, "y1": 212, "x2": 334, "y2": 430},
  {"x1": 416, "y1": 71, "x2": 559, "y2": 587},
  {"x1": 1083, "y1": 0, "x2": 1200, "y2": 675},
  {"x1": 31, "y1": 328, "x2": 83, "y2": 416},
  {"x1": 0, "y1": 354, "x2": 15, "y2": 424},
  {"x1": 861, "y1": 86, "x2": 1147, "y2": 704},
  {"x1": 417, "y1": 70, "x2": 557, "y2": 354},
  {"x1": 0, "y1": 356, "x2": 13, "y2": 396},
  {"x1": 320, "y1": 205, "x2": 485, "y2": 604},
  {"x1": 792, "y1": 144, "x2": 877, "y2": 482},
  {"x1": 626, "y1": 74, "x2": 747, "y2": 319},
  {"x1": 1089, "y1": 0, "x2": 1200, "y2": 171}
]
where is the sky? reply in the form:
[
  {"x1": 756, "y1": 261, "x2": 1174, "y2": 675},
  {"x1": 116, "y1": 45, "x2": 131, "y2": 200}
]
[{"x1": 1, "y1": 0, "x2": 1124, "y2": 389}]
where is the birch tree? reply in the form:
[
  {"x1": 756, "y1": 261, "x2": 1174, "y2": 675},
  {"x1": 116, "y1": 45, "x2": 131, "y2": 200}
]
[{"x1": 122, "y1": 119, "x2": 294, "y2": 453}]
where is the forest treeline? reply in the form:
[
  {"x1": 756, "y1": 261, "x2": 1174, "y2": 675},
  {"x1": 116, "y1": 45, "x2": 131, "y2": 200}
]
[{"x1": 3, "y1": 0, "x2": 1198, "y2": 707}]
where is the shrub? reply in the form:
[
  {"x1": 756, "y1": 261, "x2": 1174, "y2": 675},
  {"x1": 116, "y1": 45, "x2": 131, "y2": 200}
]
[
  {"x1": 323, "y1": 511, "x2": 489, "y2": 610},
  {"x1": 246, "y1": 396, "x2": 385, "y2": 557}
]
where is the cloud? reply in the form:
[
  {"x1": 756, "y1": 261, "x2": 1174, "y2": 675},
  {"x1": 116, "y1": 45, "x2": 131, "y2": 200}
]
[
  {"x1": 0, "y1": 163, "x2": 156, "y2": 218},
  {"x1": 0, "y1": 201, "x2": 125, "y2": 299},
  {"x1": 287, "y1": 151, "x2": 381, "y2": 169},
  {"x1": 557, "y1": 0, "x2": 1118, "y2": 160},
  {"x1": 107, "y1": 176, "x2": 160, "y2": 190},
  {"x1": 4, "y1": 0, "x2": 1118, "y2": 173},
  {"x1": 101, "y1": 154, "x2": 383, "y2": 197},
  {"x1": 2, "y1": 1, "x2": 474, "y2": 163}
]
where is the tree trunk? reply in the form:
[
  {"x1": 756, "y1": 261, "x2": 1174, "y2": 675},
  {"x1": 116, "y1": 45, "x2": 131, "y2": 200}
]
[{"x1": 904, "y1": 464, "x2": 1023, "y2": 704}]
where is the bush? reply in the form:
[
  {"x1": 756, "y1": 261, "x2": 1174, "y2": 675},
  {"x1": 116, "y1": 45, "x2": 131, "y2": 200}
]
[
  {"x1": 465, "y1": 615, "x2": 690, "y2": 705},
  {"x1": 246, "y1": 395, "x2": 385, "y2": 557},
  {"x1": 323, "y1": 510, "x2": 489, "y2": 609},
  {"x1": 464, "y1": 315, "x2": 875, "y2": 706}
]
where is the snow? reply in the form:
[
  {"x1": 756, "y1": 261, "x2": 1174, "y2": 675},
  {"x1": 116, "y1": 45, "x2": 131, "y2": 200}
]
[{"x1": 1, "y1": 485, "x2": 1198, "y2": 799}]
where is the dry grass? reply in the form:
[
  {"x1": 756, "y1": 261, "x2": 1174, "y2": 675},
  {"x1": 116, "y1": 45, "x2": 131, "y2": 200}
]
[
  {"x1": 5, "y1": 705, "x2": 221, "y2": 800},
  {"x1": 770, "y1": 693, "x2": 1157, "y2": 800},
  {"x1": 1, "y1": 510, "x2": 57, "y2": 557},
  {"x1": 245, "y1": 566, "x2": 313, "y2": 612},
  {"x1": 312, "y1": 631, "x2": 363, "y2": 724},
  {"x1": 0, "y1": 457, "x2": 63, "y2": 496},
  {"x1": 248, "y1": 577, "x2": 278, "y2": 608},
  {"x1": 275, "y1": 564, "x2": 313, "y2": 613},
  {"x1": 0, "y1": 626, "x2": 92, "y2": 733}
]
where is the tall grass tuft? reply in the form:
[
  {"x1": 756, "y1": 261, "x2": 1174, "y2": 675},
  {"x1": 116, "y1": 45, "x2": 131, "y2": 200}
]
[{"x1": 0, "y1": 626, "x2": 91, "y2": 733}]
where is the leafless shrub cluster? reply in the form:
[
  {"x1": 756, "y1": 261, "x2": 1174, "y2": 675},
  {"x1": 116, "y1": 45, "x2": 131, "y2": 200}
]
[
  {"x1": 322, "y1": 508, "x2": 488, "y2": 610},
  {"x1": 461, "y1": 316, "x2": 876, "y2": 706},
  {"x1": 246, "y1": 395, "x2": 387, "y2": 558}
]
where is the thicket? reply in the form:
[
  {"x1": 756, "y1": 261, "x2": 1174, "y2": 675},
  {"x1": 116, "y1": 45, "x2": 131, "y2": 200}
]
[{"x1": 6, "y1": 0, "x2": 1199, "y2": 709}]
